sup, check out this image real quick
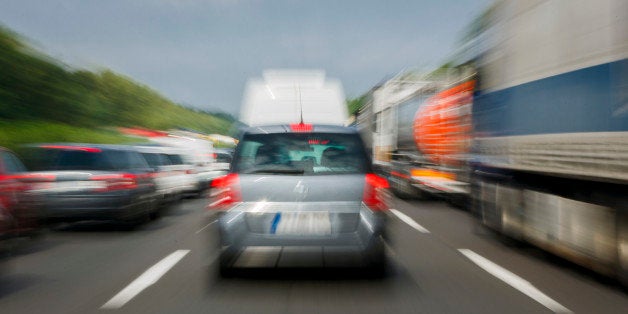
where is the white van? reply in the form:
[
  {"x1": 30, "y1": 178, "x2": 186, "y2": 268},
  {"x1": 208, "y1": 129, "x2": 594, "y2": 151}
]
[{"x1": 240, "y1": 69, "x2": 349, "y2": 126}]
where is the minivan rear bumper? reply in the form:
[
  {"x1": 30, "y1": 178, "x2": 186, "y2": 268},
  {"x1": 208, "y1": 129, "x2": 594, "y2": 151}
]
[{"x1": 215, "y1": 203, "x2": 386, "y2": 266}]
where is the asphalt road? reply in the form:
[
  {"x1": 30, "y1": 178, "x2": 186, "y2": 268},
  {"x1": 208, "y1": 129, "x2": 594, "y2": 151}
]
[{"x1": 0, "y1": 196, "x2": 626, "y2": 314}]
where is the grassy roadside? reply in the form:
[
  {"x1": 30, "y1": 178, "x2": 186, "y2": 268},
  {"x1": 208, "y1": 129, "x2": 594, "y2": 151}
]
[{"x1": 0, "y1": 120, "x2": 144, "y2": 155}]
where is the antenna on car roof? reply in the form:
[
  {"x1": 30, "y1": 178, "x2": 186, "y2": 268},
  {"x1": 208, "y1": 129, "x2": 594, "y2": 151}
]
[{"x1": 298, "y1": 84, "x2": 304, "y2": 124}]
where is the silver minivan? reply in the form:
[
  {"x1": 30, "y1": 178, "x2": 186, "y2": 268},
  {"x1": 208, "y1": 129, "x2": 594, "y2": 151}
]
[{"x1": 209, "y1": 124, "x2": 390, "y2": 276}]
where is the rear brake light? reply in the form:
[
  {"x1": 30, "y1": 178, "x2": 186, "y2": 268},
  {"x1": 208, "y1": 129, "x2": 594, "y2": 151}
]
[
  {"x1": 10, "y1": 173, "x2": 56, "y2": 192},
  {"x1": 186, "y1": 169, "x2": 196, "y2": 175},
  {"x1": 208, "y1": 173, "x2": 241, "y2": 210},
  {"x1": 290, "y1": 123, "x2": 313, "y2": 132},
  {"x1": 40, "y1": 145, "x2": 102, "y2": 153},
  {"x1": 363, "y1": 173, "x2": 390, "y2": 211},
  {"x1": 91, "y1": 173, "x2": 138, "y2": 192},
  {"x1": 13, "y1": 173, "x2": 57, "y2": 182}
]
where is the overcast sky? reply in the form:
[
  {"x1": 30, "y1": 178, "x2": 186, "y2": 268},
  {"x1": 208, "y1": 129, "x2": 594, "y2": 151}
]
[{"x1": 0, "y1": 0, "x2": 491, "y2": 116}]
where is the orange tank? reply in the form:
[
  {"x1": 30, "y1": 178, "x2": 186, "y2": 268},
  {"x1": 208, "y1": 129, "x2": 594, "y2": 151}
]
[{"x1": 413, "y1": 80, "x2": 474, "y2": 166}]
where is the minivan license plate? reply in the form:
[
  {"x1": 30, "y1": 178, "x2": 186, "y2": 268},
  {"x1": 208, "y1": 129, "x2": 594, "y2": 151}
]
[{"x1": 272, "y1": 212, "x2": 331, "y2": 235}]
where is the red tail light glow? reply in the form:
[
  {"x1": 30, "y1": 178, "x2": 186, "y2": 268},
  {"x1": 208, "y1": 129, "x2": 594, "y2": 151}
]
[
  {"x1": 91, "y1": 173, "x2": 138, "y2": 192},
  {"x1": 10, "y1": 173, "x2": 56, "y2": 192},
  {"x1": 13, "y1": 173, "x2": 56, "y2": 182},
  {"x1": 208, "y1": 173, "x2": 241, "y2": 210},
  {"x1": 363, "y1": 173, "x2": 390, "y2": 211},
  {"x1": 289, "y1": 123, "x2": 313, "y2": 132},
  {"x1": 40, "y1": 145, "x2": 102, "y2": 153},
  {"x1": 0, "y1": 175, "x2": 19, "y2": 209}
]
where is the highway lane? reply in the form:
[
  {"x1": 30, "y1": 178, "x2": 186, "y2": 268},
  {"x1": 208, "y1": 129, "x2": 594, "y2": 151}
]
[
  {"x1": 391, "y1": 198, "x2": 628, "y2": 314},
  {"x1": 0, "y1": 197, "x2": 625, "y2": 313}
]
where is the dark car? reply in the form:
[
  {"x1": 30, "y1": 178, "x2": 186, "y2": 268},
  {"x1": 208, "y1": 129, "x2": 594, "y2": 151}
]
[
  {"x1": 21, "y1": 144, "x2": 159, "y2": 225},
  {"x1": 209, "y1": 124, "x2": 390, "y2": 276}
]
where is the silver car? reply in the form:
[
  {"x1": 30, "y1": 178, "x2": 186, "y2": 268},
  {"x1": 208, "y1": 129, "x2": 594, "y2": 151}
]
[
  {"x1": 134, "y1": 146, "x2": 196, "y2": 204},
  {"x1": 209, "y1": 124, "x2": 390, "y2": 276}
]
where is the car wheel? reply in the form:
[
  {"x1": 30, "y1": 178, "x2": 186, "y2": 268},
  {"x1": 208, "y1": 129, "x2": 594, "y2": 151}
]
[
  {"x1": 218, "y1": 265, "x2": 234, "y2": 278},
  {"x1": 119, "y1": 209, "x2": 151, "y2": 229},
  {"x1": 216, "y1": 251, "x2": 238, "y2": 278},
  {"x1": 366, "y1": 238, "x2": 387, "y2": 278}
]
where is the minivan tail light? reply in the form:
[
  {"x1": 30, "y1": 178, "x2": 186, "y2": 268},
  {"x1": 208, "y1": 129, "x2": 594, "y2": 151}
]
[
  {"x1": 91, "y1": 173, "x2": 138, "y2": 192},
  {"x1": 208, "y1": 173, "x2": 241, "y2": 210},
  {"x1": 363, "y1": 173, "x2": 390, "y2": 211}
]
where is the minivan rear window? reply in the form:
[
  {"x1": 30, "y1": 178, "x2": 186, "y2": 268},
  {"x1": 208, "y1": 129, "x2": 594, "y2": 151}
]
[{"x1": 233, "y1": 133, "x2": 370, "y2": 175}]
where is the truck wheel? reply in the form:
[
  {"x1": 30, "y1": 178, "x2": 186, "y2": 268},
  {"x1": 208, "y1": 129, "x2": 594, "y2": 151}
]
[{"x1": 390, "y1": 176, "x2": 421, "y2": 200}]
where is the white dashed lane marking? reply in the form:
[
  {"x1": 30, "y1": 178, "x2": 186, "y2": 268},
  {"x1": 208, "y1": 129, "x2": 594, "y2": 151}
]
[
  {"x1": 389, "y1": 208, "x2": 430, "y2": 233},
  {"x1": 459, "y1": 249, "x2": 572, "y2": 313},
  {"x1": 101, "y1": 250, "x2": 190, "y2": 310}
]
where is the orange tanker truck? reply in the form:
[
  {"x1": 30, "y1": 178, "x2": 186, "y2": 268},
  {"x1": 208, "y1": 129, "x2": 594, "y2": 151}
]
[{"x1": 360, "y1": 71, "x2": 474, "y2": 204}]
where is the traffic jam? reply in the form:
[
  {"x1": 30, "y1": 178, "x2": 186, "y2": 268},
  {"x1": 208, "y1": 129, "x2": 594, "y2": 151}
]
[{"x1": 1, "y1": 0, "x2": 627, "y2": 313}]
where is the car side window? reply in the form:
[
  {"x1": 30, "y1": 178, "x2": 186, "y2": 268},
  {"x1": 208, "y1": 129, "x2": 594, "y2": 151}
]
[
  {"x1": 141, "y1": 153, "x2": 161, "y2": 167},
  {"x1": 105, "y1": 151, "x2": 146, "y2": 170},
  {"x1": 216, "y1": 153, "x2": 232, "y2": 163},
  {"x1": 1, "y1": 151, "x2": 27, "y2": 173},
  {"x1": 127, "y1": 151, "x2": 149, "y2": 169},
  {"x1": 158, "y1": 154, "x2": 172, "y2": 166},
  {"x1": 167, "y1": 154, "x2": 184, "y2": 165}
]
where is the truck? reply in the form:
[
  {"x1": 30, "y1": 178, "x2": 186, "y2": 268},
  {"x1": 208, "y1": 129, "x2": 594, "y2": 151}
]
[
  {"x1": 240, "y1": 69, "x2": 348, "y2": 126},
  {"x1": 358, "y1": 70, "x2": 474, "y2": 203},
  {"x1": 471, "y1": 0, "x2": 628, "y2": 283}
]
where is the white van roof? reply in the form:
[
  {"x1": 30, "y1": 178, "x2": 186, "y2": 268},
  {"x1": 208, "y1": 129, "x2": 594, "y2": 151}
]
[{"x1": 240, "y1": 69, "x2": 348, "y2": 126}]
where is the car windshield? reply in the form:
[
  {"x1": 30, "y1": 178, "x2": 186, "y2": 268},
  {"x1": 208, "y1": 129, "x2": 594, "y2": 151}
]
[{"x1": 232, "y1": 132, "x2": 369, "y2": 175}]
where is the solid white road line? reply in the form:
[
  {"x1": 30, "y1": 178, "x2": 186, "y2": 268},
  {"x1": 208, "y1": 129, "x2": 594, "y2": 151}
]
[
  {"x1": 101, "y1": 250, "x2": 190, "y2": 310},
  {"x1": 458, "y1": 249, "x2": 572, "y2": 313},
  {"x1": 389, "y1": 209, "x2": 430, "y2": 233}
]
